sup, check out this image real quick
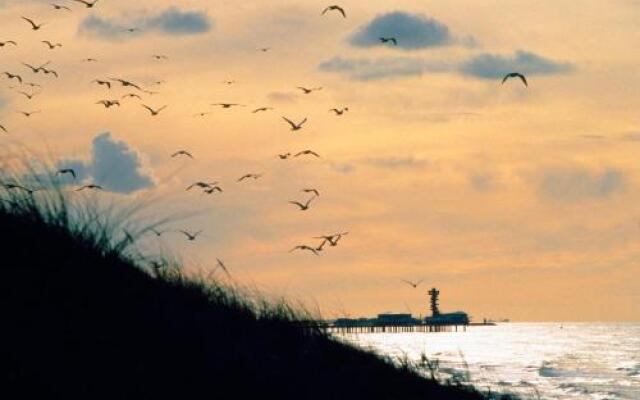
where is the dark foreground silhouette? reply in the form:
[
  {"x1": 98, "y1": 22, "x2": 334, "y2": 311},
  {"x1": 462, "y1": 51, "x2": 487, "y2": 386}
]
[{"x1": 0, "y1": 189, "x2": 517, "y2": 399}]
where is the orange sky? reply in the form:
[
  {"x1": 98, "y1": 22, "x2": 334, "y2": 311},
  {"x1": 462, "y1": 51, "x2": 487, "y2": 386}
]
[{"x1": 1, "y1": 0, "x2": 639, "y2": 321}]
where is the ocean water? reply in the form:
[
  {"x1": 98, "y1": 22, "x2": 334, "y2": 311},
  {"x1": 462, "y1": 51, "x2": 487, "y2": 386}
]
[{"x1": 338, "y1": 323, "x2": 640, "y2": 399}]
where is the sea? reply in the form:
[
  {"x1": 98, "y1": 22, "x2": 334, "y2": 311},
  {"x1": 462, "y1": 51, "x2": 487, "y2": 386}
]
[{"x1": 338, "y1": 323, "x2": 640, "y2": 400}]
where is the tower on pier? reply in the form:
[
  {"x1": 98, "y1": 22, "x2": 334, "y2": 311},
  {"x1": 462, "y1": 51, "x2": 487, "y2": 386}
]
[{"x1": 428, "y1": 288, "x2": 440, "y2": 316}]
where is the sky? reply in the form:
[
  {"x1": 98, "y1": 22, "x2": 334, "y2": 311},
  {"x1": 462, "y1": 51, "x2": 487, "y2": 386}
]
[{"x1": 1, "y1": 0, "x2": 639, "y2": 322}]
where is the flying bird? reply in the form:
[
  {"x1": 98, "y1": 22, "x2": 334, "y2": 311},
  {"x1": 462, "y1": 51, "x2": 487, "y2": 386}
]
[
  {"x1": 501, "y1": 72, "x2": 528, "y2": 87},
  {"x1": 151, "y1": 54, "x2": 168, "y2": 60},
  {"x1": 41, "y1": 40, "x2": 62, "y2": 49},
  {"x1": 302, "y1": 188, "x2": 320, "y2": 197},
  {"x1": 41, "y1": 67, "x2": 58, "y2": 78},
  {"x1": 0, "y1": 41, "x2": 17, "y2": 47},
  {"x1": 82, "y1": 58, "x2": 98, "y2": 63},
  {"x1": 237, "y1": 173, "x2": 262, "y2": 182},
  {"x1": 171, "y1": 150, "x2": 193, "y2": 159},
  {"x1": 76, "y1": 184, "x2": 102, "y2": 191},
  {"x1": 150, "y1": 228, "x2": 165, "y2": 237},
  {"x1": 322, "y1": 5, "x2": 346, "y2": 18},
  {"x1": 193, "y1": 112, "x2": 212, "y2": 117},
  {"x1": 141, "y1": 104, "x2": 167, "y2": 116},
  {"x1": 329, "y1": 107, "x2": 349, "y2": 115},
  {"x1": 186, "y1": 181, "x2": 217, "y2": 191},
  {"x1": 290, "y1": 245, "x2": 320, "y2": 256},
  {"x1": 2, "y1": 183, "x2": 36, "y2": 195},
  {"x1": 96, "y1": 100, "x2": 120, "y2": 108},
  {"x1": 289, "y1": 197, "x2": 314, "y2": 211},
  {"x1": 294, "y1": 150, "x2": 320, "y2": 158},
  {"x1": 50, "y1": 3, "x2": 71, "y2": 11},
  {"x1": 22, "y1": 62, "x2": 48, "y2": 74},
  {"x1": 402, "y1": 279, "x2": 424, "y2": 289},
  {"x1": 297, "y1": 86, "x2": 322, "y2": 94},
  {"x1": 72, "y1": 0, "x2": 99, "y2": 8},
  {"x1": 314, "y1": 232, "x2": 348, "y2": 247},
  {"x1": 379, "y1": 37, "x2": 398, "y2": 46},
  {"x1": 215, "y1": 259, "x2": 230, "y2": 276},
  {"x1": 204, "y1": 186, "x2": 223, "y2": 195},
  {"x1": 92, "y1": 79, "x2": 111, "y2": 89},
  {"x1": 22, "y1": 17, "x2": 45, "y2": 31},
  {"x1": 252, "y1": 107, "x2": 273, "y2": 113},
  {"x1": 18, "y1": 91, "x2": 40, "y2": 100},
  {"x1": 3, "y1": 72, "x2": 22, "y2": 83},
  {"x1": 180, "y1": 230, "x2": 202, "y2": 241},
  {"x1": 25, "y1": 82, "x2": 41, "y2": 88},
  {"x1": 278, "y1": 153, "x2": 291, "y2": 160},
  {"x1": 222, "y1": 80, "x2": 236, "y2": 85},
  {"x1": 0, "y1": 124, "x2": 7, "y2": 133},
  {"x1": 258, "y1": 47, "x2": 271, "y2": 52},
  {"x1": 282, "y1": 116, "x2": 307, "y2": 131},
  {"x1": 57, "y1": 168, "x2": 76, "y2": 179},
  {"x1": 17, "y1": 110, "x2": 41, "y2": 117},
  {"x1": 122, "y1": 93, "x2": 142, "y2": 100},
  {"x1": 110, "y1": 78, "x2": 143, "y2": 90},
  {"x1": 212, "y1": 103, "x2": 244, "y2": 109}
]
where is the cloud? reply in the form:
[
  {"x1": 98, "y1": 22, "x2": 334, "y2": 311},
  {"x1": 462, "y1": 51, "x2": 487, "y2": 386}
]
[
  {"x1": 318, "y1": 56, "x2": 450, "y2": 80},
  {"x1": 79, "y1": 7, "x2": 213, "y2": 40},
  {"x1": 538, "y1": 168, "x2": 625, "y2": 201},
  {"x1": 363, "y1": 157, "x2": 428, "y2": 169},
  {"x1": 349, "y1": 11, "x2": 459, "y2": 50},
  {"x1": 459, "y1": 50, "x2": 573, "y2": 79},
  {"x1": 56, "y1": 133, "x2": 154, "y2": 194},
  {"x1": 267, "y1": 91, "x2": 297, "y2": 104}
]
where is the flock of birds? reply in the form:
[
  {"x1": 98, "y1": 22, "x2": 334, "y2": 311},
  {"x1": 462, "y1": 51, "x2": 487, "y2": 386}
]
[{"x1": 0, "y1": 2, "x2": 529, "y2": 282}]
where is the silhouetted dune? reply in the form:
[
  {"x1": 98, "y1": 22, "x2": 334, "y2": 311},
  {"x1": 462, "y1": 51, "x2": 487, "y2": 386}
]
[{"x1": 0, "y1": 184, "x2": 518, "y2": 399}]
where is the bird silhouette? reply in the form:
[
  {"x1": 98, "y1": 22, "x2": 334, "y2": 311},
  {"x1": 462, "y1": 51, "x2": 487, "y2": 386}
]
[
  {"x1": 22, "y1": 61, "x2": 49, "y2": 74},
  {"x1": 294, "y1": 150, "x2": 320, "y2": 158},
  {"x1": 122, "y1": 93, "x2": 142, "y2": 100},
  {"x1": 186, "y1": 181, "x2": 217, "y2": 191},
  {"x1": 72, "y1": 0, "x2": 99, "y2": 8},
  {"x1": 25, "y1": 82, "x2": 41, "y2": 88},
  {"x1": 302, "y1": 188, "x2": 320, "y2": 197},
  {"x1": 290, "y1": 245, "x2": 320, "y2": 255},
  {"x1": 502, "y1": 72, "x2": 528, "y2": 87},
  {"x1": 57, "y1": 169, "x2": 76, "y2": 179},
  {"x1": 314, "y1": 232, "x2": 348, "y2": 247},
  {"x1": 151, "y1": 54, "x2": 168, "y2": 60},
  {"x1": 215, "y1": 258, "x2": 231, "y2": 276},
  {"x1": 297, "y1": 86, "x2": 322, "y2": 94},
  {"x1": 0, "y1": 124, "x2": 7, "y2": 133},
  {"x1": 17, "y1": 110, "x2": 41, "y2": 117},
  {"x1": 222, "y1": 80, "x2": 236, "y2": 85},
  {"x1": 322, "y1": 5, "x2": 346, "y2": 18},
  {"x1": 92, "y1": 79, "x2": 111, "y2": 89},
  {"x1": 22, "y1": 17, "x2": 45, "y2": 30},
  {"x1": 204, "y1": 186, "x2": 223, "y2": 195},
  {"x1": 172, "y1": 150, "x2": 193, "y2": 159},
  {"x1": 402, "y1": 279, "x2": 424, "y2": 289},
  {"x1": 379, "y1": 37, "x2": 398, "y2": 45},
  {"x1": 0, "y1": 41, "x2": 17, "y2": 47},
  {"x1": 41, "y1": 67, "x2": 58, "y2": 78},
  {"x1": 50, "y1": 3, "x2": 71, "y2": 11},
  {"x1": 41, "y1": 40, "x2": 62, "y2": 49},
  {"x1": 212, "y1": 103, "x2": 245, "y2": 109},
  {"x1": 252, "y1": 107, "x2": 273, "y2": 113},
  {"x1": 282, "y1": 116, "x2": 307, "y2": 131},
  {"x1": 150, "y1": 228, "x2": 165, "y2": 237},
  {"x1": 110, "y1": 78, "x2": 143, "y2": 90},
  {"x1": 2, "y1": 183, "x2": 36, "y2": 194},
  {"x1": 3, "y1": 72, "x2": 22, "y2": 83},
  {"x1": 237, "y1": 173, "x2": 262, "y2": 182},
  {"x1": 329, "y1": 107, "x2": 349, "y2": 115},
  {"x1": 82, "y1": 58, "x2": 98, "y2": 63},
  {"x1": 289, "y1": 197, "x2": 314, "y2": 211},
  {"x1": 96, "y1": 100, "x2": 120, "y2": 108},
  {"x1": 18, "y1": 90, "x2": 40, "y2": 100},
  {"x1": 141, "y1": 104, "x2": 167, "y2": 116},
  {"x1": 278, "y1": 153, "x2": 291, "y2": 160},
  {"x1": 180, "y1": 230, "x2": 202, "y2": 241},
  {"x1": 193, "y1": 112, "x2": 212, "y2": 117},
  {"x1": 76, "y1": 184, "x2": 103, "y2": 191}
]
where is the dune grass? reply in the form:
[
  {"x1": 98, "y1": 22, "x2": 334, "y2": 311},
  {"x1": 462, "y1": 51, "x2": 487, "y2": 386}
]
[{"x1": 0, "y1": 169, "x2": 519, "y2": 399}]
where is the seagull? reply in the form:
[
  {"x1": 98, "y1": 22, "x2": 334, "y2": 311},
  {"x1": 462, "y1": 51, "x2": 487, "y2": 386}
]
[
  {"x1": 57, "y1": 168, "x2": 76, "y2": 179},
  {"x1": 0, "y1": 124, "x2": 7, "y2": 133},
  {"x1": 402, "y1": 279, "x2": 424, "y2": 289},
  {"x1": 25, "y1": 82, "x2": 41, "y2": 88},
  {"x1": 110, "y1": 78, "x2": 143, "y2": 91},
  {"x1": 278, "y1": 153, "x2": 291, "y2": 160},
  {"x1": 297, "y1": 86, "x2": 322, "y2": 94},
  {"x1": 72, "y1": 0, "x2": 99, "y2": 8},
  {"x1": 22, "y1": 62, "x2": 48, "y2": 74},
  {"x1": 289, "y1": 197, "x2": 314, "y2": 211},
  {"x1": 41, "y1": 67, "x2": 59, "y2": 78},
  {"x1": 258, "y1": 47, "x2": 271, "y2": 52},
  {"x1": 92, "y1": 79, "x2": 111, "y2": 89},
  {"x1": 294, "y1": 150, "x2": 320, "y2": 158},
  {"x1": 3, "y1": 72, "x2": 22, "y2": 83},
  {"x1": 2, "y1": 183, "x2": 36, "y2": 195},
  {"x1": 122, "y1": 93, "x2": 142, "y2": 100},
  {"x1": 0, "y1": 41, "x2": 17, "y2": 47},
  {"x1": 18, "y1": 91, "x2": 40, "y2": 100},
  {"x1": 204, "y1": 186, "x2": 223, "y2": 195},
  {"x1": 282, "y1": 116, "x2": 307, "y2": 131},
  {"x1": 22, "y1": 17, "x2": 45, "y2": 31},
  {"x1": 322, "y1": 5, "x2": 346, "y2": 18},
  {"x1": 150, "y1": 228, "x2": 165, "y2": 237},
  {"x1": 172, "y1": 150, "x2": 193, "y2": 159},
  {"x1": 151, "y1": 54, "x2": 168, "y2": 60},
  {"x1": 50, "y1": 3, "x2": 71, "y2": 11},
  {"x1": 290, "y1": 245, "x2": 320, "y2": 255},
  {"x1": 212, "y1": 103, "x2": 245, "y2": 109},
  {"x1": 252, "y1": 107, "x2": 273, "y2": 113},
  {"x1": 302, "y1": 188, "x2": 320, "y2": 197},
  {"x1": 314, "y1": 232, "x2": 348, "y2": 247},
  {"x1": 82, "y1": 58, "x2": 98, "y2": 63},
  {"x1": 180, "y1": 230, "x2": 202, "y2": 241},
  {"x1": 237, "y1": 173, "x2": 262, "y2": 182},
  {"x1": 186, "y1": 181, "x2": 217, "y2": 191},
  {"x1": 17, "y1": 110, "x2": 41, "y2": 117},
  {"x1": 193, "y1": 112, "x2": 212, "y2": 117},
  {"x1": 215, "y1": 258, "x2": 230, "y2": 276},
  {"x1": 96, "y1": 100, "x2": 120, "y2": 108},
  {"x1": 76, "y1": 184, "x2": 102, "y2": 191},
  {"x1": 141, "y1": 104, "x2": 167, "y2": 116},
  {"x1": 379, "y1": 37, "x2": 398, "y2": 46},
  {"x1": 502, "y1": 72, "x2": 528, "y2": 87},
  {"x1": 329, "y1": 107, "x2": 349, "y2": 115},
  {"x1": 222, "y1": 80, "x2": 236, "y2": 85},
  {"x1": 41, "y1": 40, "x2": 62, "y2": 49}
]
